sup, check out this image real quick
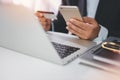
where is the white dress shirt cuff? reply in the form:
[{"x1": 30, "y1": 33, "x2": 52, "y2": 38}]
[{"x1": 93, "y1": 25, "x2": 108, "y2": 44}]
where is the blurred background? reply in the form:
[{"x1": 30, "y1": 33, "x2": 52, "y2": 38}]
[{"x1": 0, "y1": 0, "x2": 62, "y2": 15}]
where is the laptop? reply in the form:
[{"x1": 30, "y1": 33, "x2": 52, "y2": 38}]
[{"x1": 0, "y1": 4, "x2": 96, "y2": 65}]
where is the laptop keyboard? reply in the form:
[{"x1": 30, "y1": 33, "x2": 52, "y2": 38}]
[{"x1": 52, "y1": 42, "x2": 80, "y2": 59}]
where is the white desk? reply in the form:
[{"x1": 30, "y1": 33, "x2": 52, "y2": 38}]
[{"x1": 0, "y1": 47, "x2": 120, "y2": 80}]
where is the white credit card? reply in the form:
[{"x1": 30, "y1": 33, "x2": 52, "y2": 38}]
[{"x1": 37, "y1": 11, "x2": 57, "y2": 20}]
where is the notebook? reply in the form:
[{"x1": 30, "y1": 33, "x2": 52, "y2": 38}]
[
  {"x1": 79, "y1": 37, "x2": 120, "y2": 74},
  {"x1": 93, "y1": 40, "x2": 120, "y2": 67},
  {"x1": 0, "y1": 4, "x2": 96, "y2": 65}
]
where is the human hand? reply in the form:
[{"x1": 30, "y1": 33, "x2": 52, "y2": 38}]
[
  {"x1": 66, "y1": 17, "x2": 100, "y2": 40},
  {"x1": 35, "y1": 11, "x2": 51, "y2": 31}
]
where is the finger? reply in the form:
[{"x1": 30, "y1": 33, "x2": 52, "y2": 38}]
[
  {"x1": 83, "y1": 17, "x2": 97, "y2": 25},
  {"x1": 37, "y1": 17, "x2": 47, "y2": 22},
  {"x1": 66, "y1": 21, "x2": 95, "y2": 40},
  {"x1": 66, "y1": 22, "x2": 84, "y2": 36},
  {"x1": 68, "y1": 19, "x2": 89, "y2": 30},
  {"x1": 72, "y1": 17, "x2": 83, "y2": 22},
  {"x1": 40, "y1": 21, "x2": 47, "y2": 27},
  {"x1": 66, "y1": 26, "x2": 87, "y2": 39},
  {"x1": 83, "y1": 17, "x2": 100, "y2": 30},
  {"x1": 41, "y1": 19, "x2": 51, "y2": 25},
  {"x1": 35, "y1": 12, "x2": 44, "y2": 18},
  {"x1": 47, "y1": 19, "x2": 52, "y2": 25}
]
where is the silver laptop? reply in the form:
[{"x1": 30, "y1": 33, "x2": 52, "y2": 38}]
[{"x1": 0, "y1": 4, "x2": 96, "y2": 65}]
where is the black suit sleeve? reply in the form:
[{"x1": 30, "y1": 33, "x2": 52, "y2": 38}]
[
  {"x1": 95, "y1": 0, "x2": 120, "y2": 38},
  {"x1": 52, "y1": 12, "x2": 68, "y2": 33}
]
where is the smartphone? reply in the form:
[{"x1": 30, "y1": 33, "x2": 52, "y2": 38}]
[
  {"x1": 37, "y1": 11, "x2": 57, "y2": 20},
  {"x1": 59, "y1": 6, "x2": 82, "y2": 22}
]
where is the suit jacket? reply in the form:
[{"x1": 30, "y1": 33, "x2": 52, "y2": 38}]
[{"x1": 53, "y1": 0, "x2": 120, "y2": 38}]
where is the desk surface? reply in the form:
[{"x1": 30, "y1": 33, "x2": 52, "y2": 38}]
[{"x1": 0, "y1": 47, "x2": 120, "y2": 80}]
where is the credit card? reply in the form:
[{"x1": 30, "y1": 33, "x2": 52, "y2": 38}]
[{"x1": 37, "y1": 11, "x2": 57, "y2": 20}]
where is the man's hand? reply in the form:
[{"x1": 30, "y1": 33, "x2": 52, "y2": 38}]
[
  {"x1": 66, "y1": 17, "x2": 100, "y2": 40},
  {"x1": 35, "y1": 11, "x2": 51, "y2": 31}
]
